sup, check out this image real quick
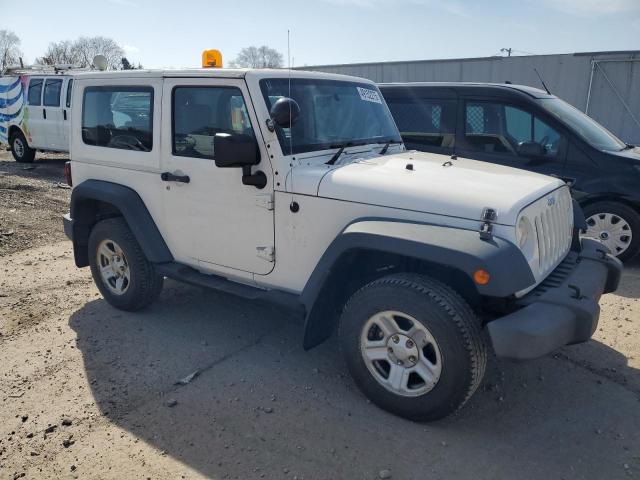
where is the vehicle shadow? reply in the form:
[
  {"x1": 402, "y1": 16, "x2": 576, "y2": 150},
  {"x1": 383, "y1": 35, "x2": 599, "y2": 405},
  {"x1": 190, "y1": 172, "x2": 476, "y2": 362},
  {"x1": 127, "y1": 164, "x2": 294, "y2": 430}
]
[
  {"x1": 69, "y1": 280, "x2": 640, "y2": 480},
  {"x1": 0, "y1": 156, "x2": 69, "y2": 182},
  {"x1": 617, "y1": 258, "x2": 640, "y2": 299}
]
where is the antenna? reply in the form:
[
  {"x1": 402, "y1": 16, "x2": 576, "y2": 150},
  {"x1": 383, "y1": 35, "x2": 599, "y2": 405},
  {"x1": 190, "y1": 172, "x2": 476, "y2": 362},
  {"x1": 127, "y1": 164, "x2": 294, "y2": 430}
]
[
  {"x1": 287, "y1": 29, "x2": 296, "y2": 205},
  {"x1": 534, "y1": 68, "x2": 551, "y2": 95}
]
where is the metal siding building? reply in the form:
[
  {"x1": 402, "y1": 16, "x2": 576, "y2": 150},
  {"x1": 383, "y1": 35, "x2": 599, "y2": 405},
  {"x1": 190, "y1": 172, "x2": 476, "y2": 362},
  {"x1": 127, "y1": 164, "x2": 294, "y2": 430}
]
[{"x1": 302, "y1": 50, "x2": 640, "y2": 144}]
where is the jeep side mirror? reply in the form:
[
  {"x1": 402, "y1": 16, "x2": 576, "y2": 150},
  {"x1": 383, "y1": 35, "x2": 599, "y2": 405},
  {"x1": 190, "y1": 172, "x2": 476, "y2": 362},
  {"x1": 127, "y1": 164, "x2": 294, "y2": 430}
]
[
  {"x1": 214, "y1": 133, "x2": 259, "y2": 168},
  {"x1": 270, "y1": 97, "x2": 300, "y2": 127},
  {"x1": 517, "y1": 141, "x2": 544, "y2": 158},
  {"x1": 213, "y1": 133, "x2": 266, "y2": 189}
]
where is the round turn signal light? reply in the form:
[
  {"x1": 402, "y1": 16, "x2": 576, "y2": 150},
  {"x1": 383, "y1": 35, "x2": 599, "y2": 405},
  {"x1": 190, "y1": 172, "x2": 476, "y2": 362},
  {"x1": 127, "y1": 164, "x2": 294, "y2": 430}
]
[{"x1": 473, "y1": 269, "x2": 491, "y2": 285}]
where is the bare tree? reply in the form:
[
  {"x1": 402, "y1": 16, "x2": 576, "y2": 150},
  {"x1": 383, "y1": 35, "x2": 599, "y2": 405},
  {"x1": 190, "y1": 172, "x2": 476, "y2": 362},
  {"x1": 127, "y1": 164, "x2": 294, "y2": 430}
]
[
  {"x1": 229, "y1": 46, "x2": 284, "y2": 68},
  {"x1": 72, "y1": 36, "x2": 124, "y2": 69},
  {"x1": 0, "y1": 29, "x2": 23, "y2": 72},
  {"x1": 37, "y1": 40, "x2": 77, "y2": 66}
]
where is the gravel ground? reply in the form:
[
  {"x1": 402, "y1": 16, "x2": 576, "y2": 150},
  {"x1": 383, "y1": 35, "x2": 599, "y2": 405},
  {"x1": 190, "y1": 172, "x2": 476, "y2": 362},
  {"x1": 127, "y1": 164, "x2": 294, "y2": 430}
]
[{"x1": 0, "y1": 151, "x2": 638, "y2": 480}]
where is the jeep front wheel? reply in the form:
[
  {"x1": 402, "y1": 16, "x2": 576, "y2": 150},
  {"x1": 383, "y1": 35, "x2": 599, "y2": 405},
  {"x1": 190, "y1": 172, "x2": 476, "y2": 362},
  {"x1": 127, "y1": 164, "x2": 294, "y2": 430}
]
[
  {"x1": 88, "y1": 218, "x2": 164, "y2": 311},
  {"x1": 10, "y1": 131, "x2": 35, "y2": 163},
  {"x1": 339, "y1": 273, "x2": 487, "y2": 421}
]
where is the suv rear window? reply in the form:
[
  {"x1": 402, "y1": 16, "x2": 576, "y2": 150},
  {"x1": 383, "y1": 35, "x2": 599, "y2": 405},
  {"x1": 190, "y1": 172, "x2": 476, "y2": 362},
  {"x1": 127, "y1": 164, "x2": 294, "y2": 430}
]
[
  {"x1": 385, "y1": 97, "x2": 456, "y2": 153},
  {"x1": 82, "y1": 86, "x2": 154, "y2": 152}
]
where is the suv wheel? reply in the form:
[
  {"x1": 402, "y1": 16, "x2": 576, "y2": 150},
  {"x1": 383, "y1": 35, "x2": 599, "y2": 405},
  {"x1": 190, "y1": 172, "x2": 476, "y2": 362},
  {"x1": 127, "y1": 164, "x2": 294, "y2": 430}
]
[
  {"x1": 339, "y1": 273, "x2": 487, "y2": 422},
  {"x1": 10, "y1": 131, "x2": 36, "y2": 163},
  {"x1": 583, "y1": 201, "x2": 640, "y2": 262},
  {"x1": 88, "y1": 218, "x2": 164, "y2": 311}
]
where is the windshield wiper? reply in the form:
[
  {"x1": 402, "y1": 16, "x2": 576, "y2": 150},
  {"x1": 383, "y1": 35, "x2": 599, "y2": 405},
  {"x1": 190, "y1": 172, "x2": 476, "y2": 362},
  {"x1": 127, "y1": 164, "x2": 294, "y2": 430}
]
[{"x1": 379, "y1": 139, "x2": 403, "y2": 155}]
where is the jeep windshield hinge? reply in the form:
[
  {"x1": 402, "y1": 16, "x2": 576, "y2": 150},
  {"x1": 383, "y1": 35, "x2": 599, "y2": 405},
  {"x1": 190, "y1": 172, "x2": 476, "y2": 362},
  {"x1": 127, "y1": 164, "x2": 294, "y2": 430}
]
[
  {"x1": 256, "y1": 246, "x2": 275, "y2": 262},
  {"x1": 479, "y1": 208, "x2": 497, "y2": 240},
  {"x1": 255, "y1": 193, "x2": 274, "y2": 211}
]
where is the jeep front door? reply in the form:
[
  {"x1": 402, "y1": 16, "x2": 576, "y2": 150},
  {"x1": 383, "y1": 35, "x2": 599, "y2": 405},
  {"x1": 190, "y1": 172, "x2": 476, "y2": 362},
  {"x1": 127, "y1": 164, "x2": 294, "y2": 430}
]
[{"x1": 160, "y1": 78, "x2": 275, "y2": 275}]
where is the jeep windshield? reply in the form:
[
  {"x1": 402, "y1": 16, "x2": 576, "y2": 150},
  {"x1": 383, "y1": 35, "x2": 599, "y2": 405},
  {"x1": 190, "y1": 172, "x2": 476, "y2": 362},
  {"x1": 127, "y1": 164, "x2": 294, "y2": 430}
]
[
  {"x1": 538, "y1": 98, "x2": 627, "y2": 152},
  {"x1": 260, "y1": 78, "x2": 402, "y2": 155}
]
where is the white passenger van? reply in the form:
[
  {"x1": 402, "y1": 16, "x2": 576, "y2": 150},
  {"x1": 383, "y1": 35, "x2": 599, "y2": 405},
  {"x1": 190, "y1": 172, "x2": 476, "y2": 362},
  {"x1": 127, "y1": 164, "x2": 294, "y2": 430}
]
[{"x1": 0, "y1": 67, "x2": 75, "y2": 162}]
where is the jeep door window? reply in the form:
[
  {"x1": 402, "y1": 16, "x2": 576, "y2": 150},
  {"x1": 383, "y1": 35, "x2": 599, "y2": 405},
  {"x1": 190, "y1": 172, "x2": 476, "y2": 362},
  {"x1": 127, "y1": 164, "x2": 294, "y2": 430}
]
[
  {"x1": 385, "y1": 96, "x2": 456, "y2": 153},
  {"x1": 465, "y1": 102, "x2": 565, "y2": 160},
  {"x1": 172, "y1": 86, "x2": 254, "y2": 159},
  {"x1": 260, "y1": 78, "x2": 401, "y2": 155},
  {"x1": 43, "y1": 79, "x2": 63, "y2": 107},
  {"x1": 538, "y1": 98, "x2": 626, "y2": 152},
  {"x1": 27, "y1": 78, "x2": 43, "y2": 106},
  {"x1": 82, "y1": 86, "x2": 153, "y2": 151}
]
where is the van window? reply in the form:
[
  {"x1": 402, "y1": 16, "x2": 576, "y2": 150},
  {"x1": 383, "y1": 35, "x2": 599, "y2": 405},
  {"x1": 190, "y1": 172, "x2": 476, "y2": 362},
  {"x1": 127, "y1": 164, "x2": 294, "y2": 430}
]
[
  {"x1": 385, "y1": 97, "x2": 456, "y2": 153},
  {"x1": 172, "y1": 86, "x2": 254, "y2": 159},
  {"x1": 66, "y1": 79, "x2": 73, "y2": 108},
  {"x1": 28, "y1": 78, "x2": 43, "y2": 106},
  {"x1": 82, "y1": 86, "x2": 154, "y2": 152},
  {"x1": 464, "y1": 102, "x2": 564, "y2": 160},
  {"x1": 43, "y1": 79, "x2": 63, "y2": 107}
]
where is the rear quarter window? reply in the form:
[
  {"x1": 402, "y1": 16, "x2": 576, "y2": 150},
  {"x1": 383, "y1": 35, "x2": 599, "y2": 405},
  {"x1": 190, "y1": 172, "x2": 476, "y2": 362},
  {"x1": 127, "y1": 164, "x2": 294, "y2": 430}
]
[{"x1": 82, "y1": 86, "x2": 154, "y2": 152}]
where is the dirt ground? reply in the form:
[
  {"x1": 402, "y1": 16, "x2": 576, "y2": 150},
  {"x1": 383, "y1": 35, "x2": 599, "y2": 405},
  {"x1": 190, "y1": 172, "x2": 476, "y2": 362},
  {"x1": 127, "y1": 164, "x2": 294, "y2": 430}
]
[{"x1": 0, "y1": 151, "x2": 639, "y2": 480}]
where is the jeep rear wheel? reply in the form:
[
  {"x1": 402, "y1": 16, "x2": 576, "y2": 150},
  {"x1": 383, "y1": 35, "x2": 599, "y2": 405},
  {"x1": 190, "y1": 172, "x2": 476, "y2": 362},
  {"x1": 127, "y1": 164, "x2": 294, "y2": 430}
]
[
  {"x1": 10, "y1": 131, "x2": 35, "y2": 163},
  {"x1": 88, "y1": 218, "x2": 164, "y2": 311},
  {"x1": 339, "y1": 273, "x2": 487, "y2": 422}
]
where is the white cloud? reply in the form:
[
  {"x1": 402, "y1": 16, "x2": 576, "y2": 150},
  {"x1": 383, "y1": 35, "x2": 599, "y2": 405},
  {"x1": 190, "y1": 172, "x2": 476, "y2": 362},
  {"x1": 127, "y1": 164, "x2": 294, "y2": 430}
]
[
  {"x1": 319, "y1": 0, "x2": 469, "y2": 16},
  {"x1": 540, "y1": 0, "x2": 640, "y2": 15},
  {"x1": 123, "y1": 44, "x2": 140, "y2": 54},
  {"x1": 107, "y1": 0, "x2": 138, "y2": 7}
]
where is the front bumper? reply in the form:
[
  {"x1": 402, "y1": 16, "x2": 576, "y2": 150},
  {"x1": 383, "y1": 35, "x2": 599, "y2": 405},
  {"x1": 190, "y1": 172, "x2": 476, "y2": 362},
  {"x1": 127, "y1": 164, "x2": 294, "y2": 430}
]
[{"x1": 486, "y1": 238, "x2": 622, "y2": 360}]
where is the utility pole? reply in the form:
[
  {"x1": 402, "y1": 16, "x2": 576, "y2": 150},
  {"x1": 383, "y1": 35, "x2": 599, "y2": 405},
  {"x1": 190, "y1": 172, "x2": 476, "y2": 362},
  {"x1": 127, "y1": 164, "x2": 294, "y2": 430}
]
[{"x1": 501, "y1": 48, "x2": 512, "y2": 57}]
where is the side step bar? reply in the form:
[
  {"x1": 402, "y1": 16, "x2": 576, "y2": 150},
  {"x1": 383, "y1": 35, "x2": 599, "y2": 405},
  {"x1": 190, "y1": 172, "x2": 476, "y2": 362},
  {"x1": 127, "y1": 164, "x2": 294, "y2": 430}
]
[{"x1": 155, "y1": 262, "x2": 305, "y2": 315}]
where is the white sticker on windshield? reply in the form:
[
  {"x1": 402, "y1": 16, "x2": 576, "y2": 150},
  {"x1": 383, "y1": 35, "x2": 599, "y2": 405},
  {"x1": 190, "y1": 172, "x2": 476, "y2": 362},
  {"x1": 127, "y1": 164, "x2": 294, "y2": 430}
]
[{"x1": 357, "y1": 87, "x2": 382, "y2": 104}]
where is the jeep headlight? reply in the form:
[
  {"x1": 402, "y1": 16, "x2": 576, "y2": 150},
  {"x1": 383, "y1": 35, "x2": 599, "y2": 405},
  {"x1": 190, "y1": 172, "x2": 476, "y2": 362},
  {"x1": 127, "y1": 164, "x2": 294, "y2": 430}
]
[{"x1": 516, "y1": 216, "x2": 538, "y2": 264}]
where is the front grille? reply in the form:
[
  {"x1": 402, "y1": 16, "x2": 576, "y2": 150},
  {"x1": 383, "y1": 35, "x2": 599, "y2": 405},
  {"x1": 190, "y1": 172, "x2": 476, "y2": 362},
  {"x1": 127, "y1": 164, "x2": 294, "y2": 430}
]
[{"x1": 528, "y1": 187, "x2": 573, "y2": 280}]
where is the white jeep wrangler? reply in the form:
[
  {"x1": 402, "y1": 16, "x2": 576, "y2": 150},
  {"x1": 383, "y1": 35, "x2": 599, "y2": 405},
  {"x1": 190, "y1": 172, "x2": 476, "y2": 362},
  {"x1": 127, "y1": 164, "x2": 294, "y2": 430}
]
[{"x1": 63, "y1": 68, "x2": 622, "y2": 421}]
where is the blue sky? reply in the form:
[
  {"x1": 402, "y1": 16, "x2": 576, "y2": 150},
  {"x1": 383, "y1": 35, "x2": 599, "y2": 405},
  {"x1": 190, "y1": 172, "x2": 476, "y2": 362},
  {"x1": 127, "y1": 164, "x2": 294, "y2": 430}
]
[{"x1": 2, "y1": 0, "x2": 639, "y2": 68}]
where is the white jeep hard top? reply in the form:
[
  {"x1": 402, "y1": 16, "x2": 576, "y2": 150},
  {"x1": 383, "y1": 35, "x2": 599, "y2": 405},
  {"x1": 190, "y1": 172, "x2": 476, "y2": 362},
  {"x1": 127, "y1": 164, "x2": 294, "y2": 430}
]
[{"x1": 63, "y1": 67, "x2": 621, "y2": 421}]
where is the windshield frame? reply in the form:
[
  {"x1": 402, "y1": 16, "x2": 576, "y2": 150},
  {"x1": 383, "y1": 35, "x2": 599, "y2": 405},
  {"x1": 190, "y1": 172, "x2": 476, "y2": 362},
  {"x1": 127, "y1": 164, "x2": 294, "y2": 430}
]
[
  {"x1": 538, "y1": 97, "x2": 627, "y2": 152},
  {"x1": 259, "y1": 77, "x2": 402, "y2": 156}
]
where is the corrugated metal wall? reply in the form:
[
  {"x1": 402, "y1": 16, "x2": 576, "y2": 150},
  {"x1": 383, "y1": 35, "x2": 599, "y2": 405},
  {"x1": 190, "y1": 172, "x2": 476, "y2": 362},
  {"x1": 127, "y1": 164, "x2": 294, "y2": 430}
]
[{"x1": 301, "y1": 51, "x2": 640, "y2": 144}]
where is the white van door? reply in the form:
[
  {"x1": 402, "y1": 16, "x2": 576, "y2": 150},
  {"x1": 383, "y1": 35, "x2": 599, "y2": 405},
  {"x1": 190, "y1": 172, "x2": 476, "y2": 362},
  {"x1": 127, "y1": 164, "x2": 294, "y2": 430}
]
[
  {"x1": 160, "y1": 77, "x2": 275, "y2": 275},
  {"x1": 60, "y1": 78, "x2": 73, "y2": 151},
  {"x1": 42, "y1": 78, "x2": 64, "y2": 150},
  {"x1": 25, "y1": 77, "x2": 46, "y2": 148}
]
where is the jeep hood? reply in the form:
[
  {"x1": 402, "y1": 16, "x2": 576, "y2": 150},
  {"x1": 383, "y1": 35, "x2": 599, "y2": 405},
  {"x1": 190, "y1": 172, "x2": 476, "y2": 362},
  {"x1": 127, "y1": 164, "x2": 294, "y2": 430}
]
[{"x1": 309, "y1": 151, "x2": 564, "y2": 226}]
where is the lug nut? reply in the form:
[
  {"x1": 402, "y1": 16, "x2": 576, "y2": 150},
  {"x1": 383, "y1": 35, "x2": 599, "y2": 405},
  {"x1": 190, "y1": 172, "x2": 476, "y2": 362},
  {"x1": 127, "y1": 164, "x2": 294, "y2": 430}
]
[
  {"x1": 409, "y1": 356, "x2": 416, "y2": 363},
  {"x1": 397, "y1": 360, "x2": 403, "y2": 365},
  {"x1": 406, "y1": 340, "x2": 414, "y2": 348},
  {"x1": 392, "y1": 335, "x2": 400, "y2": 344},
  {"x1": 387, "y1": 347, "x2": 393, "y2": 353}
]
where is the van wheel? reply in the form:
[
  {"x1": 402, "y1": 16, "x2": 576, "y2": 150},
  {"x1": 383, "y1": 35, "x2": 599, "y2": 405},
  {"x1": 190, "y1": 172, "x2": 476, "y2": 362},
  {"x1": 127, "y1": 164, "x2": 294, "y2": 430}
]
[
  {"x1": 88, "y1": 218, "x2": 164, "y2": 311},
  {"x1": 339, "y1": 273, "x2": 487, "y2": 422},
  {"x1": 583, "y1": 201, "x2": 640, "y2": 262},
  {"x1": 10, "y1": 131, "x2": 36, "y2": 163}
]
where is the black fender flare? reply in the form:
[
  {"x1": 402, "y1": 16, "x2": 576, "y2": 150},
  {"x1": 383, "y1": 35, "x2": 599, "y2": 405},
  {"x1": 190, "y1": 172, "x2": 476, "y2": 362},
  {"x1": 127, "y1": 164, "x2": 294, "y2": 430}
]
[
  {"x1": 300, "y1": 219, "x2": 534, "y2": 349},
  {"x1": 69, "y1": 180, "x2": 173, "y2": 266}
]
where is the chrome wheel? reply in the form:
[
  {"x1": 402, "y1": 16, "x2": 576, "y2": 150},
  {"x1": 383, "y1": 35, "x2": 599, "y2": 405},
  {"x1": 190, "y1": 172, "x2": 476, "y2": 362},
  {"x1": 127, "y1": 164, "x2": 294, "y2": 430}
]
[
  {"x1": 13, "y1": 137, "x2": 24, "y2": 158},
  {"x1": 360, "y1": 310, "x2": 442, "y2": 397},
  {"x1": 585, "y1": 212, "x2": 633, "y2": 256},
  {"x1": 96, "y1": 239, "x2": 131, "y2": 295}
]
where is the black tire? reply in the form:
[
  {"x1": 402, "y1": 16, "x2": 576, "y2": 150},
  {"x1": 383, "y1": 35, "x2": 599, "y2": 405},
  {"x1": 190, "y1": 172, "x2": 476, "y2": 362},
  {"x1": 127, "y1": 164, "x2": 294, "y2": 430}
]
[
  {"x1": 88, "y1": 218, "x2": 164, "y2": 311},
  {"x1": 339, "y1": 273, "x2": 487, "y2": 422},
  {"x1": 583, "y1": 201, "x2": 640, "y2": 262},
  {"x1": 9, "y1": 131, "x2": 36, "y2": 163}
]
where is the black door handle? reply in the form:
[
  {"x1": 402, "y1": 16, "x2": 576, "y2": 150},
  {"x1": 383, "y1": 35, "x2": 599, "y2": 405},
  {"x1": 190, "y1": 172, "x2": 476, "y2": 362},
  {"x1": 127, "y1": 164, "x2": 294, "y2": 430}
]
[
  {"x1": 43, "y1": 108, "x2": 46, "y2": 119},
  {"x1": 161, "y1": 172, "x2": 190, "y2": 183},
  {"x1": 63, "y1": 110, "x2": 67, "y2": 120}
]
